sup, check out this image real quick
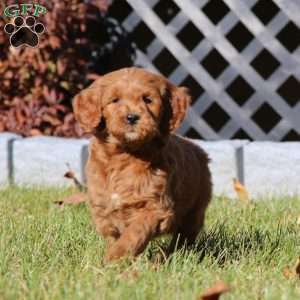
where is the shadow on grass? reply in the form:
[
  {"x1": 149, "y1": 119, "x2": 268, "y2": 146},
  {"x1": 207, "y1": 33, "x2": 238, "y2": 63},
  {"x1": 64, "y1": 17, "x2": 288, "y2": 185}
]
[
  {"x1": 150, "y1": 223, "x2": 286, "y2": 266},
  {"x1": 194, "y1": 223, "x2": 285, "y2": 265}
]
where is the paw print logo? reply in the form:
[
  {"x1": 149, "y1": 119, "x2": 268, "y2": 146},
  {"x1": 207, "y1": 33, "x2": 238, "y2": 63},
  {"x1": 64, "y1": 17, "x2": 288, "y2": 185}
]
[{"x1": 4, "y1": 16, "x2": 45, "y2": 48}]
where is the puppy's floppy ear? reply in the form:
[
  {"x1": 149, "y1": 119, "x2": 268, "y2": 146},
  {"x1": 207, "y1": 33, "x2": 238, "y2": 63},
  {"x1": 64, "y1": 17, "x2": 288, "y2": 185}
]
[
  {"x1": 73, "y1": 88, "x2": 102, "y2": 132},
  {"x1": 166, "y1": 83, "x2": 191, "y2": 132}
]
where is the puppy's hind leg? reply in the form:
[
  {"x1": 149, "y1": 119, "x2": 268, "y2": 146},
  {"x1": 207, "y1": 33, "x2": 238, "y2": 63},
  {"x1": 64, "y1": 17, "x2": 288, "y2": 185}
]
[
  {"x1": 104, "y1": 213, "x2": 160, "y2": 262},
  {"x1": 167, "y1": 208, "x2": 206, "y2": 256}
]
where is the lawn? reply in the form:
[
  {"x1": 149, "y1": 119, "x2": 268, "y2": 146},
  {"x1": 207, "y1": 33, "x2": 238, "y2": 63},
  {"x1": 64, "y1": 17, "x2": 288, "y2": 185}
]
[{"x1": 0, "y1": 187, "x2": 300, "y2": 300}]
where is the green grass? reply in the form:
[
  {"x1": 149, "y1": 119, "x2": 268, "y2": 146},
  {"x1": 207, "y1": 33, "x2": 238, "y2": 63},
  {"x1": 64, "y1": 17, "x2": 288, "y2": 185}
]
[{"x1": 1, "y1": 187, "x2": 300, "y2": 300}]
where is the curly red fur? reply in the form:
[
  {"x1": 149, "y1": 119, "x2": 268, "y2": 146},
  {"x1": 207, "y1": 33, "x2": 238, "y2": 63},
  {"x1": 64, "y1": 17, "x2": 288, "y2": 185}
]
[{"x1": 73, "y1": 68, "x2": 212, "y2": 262}]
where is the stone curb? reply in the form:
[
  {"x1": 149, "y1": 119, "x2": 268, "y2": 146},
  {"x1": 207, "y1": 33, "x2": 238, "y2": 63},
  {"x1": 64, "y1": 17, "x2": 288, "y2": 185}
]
[
  {"x1": 191, "y1": 139, "x2": 249, "y2": 198},
  {"x1": 244, "y1": 142, "x2": 300, "y2": 197},
  {"x1": 0, "y1": 133, "x2": 21, "y2": 186},
  {"x1": 13, "y1": 136, "x2": 89, "y2": 187},
  {"x1": 0, "y1": 133, "x2": 299, "y2": 197}
]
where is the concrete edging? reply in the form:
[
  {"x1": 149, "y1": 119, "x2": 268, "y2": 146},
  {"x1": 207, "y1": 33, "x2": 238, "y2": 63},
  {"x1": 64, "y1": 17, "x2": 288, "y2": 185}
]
[
  {"x1": 0, "y1": 134, "x2": 89, "y2": 187},
  {"x1": 0, "y1": 133, "x2": 21, "y2": 185},
  {"x1": 244, "y1": 142, "x2": 300, "y2": 197},
  {"x1": 0, "y1": 133, "x2": 299, "y2": 197}
]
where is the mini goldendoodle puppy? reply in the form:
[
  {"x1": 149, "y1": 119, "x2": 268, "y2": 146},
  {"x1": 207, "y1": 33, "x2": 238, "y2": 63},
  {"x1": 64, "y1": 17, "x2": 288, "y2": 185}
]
[{"x1": 73, "y1": 67, "x2": 212, "y2": 262}]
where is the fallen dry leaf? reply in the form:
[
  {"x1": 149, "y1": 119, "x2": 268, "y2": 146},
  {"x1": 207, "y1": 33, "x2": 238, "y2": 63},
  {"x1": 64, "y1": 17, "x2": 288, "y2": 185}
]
[
  {"x1": 283, "y1": 266, "x2": 295, "y2": 279},
  {"x1": 64, "y1": 170, "x2": 77, "y2": 180},
  {"x1": 54, "y1": 192, "x2": 87, "y2": 207},
  {"x1": 283, "y1": 256, "x2": 300, "y2": 279},
  {"x1": 64, "y1": 164, "x2": 86, "y2": 191},
  {"x1": 233, "y1": 178, "x2": 250, "y2": 204},
  {"x1": 199, "y1": 281, "x2": 230, "y2": 300}
]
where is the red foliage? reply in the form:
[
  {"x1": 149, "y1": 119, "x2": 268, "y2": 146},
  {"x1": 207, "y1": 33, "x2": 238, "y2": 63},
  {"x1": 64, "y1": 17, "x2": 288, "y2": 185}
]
[{"x1": 0, "y1": 0, "x2": 133, "y2": 137}]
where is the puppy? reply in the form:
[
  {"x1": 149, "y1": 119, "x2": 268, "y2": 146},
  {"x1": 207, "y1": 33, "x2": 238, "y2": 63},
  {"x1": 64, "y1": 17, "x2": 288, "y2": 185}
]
[{"x1": 73, "y1": 67, "x2": 212, "y2": 262}]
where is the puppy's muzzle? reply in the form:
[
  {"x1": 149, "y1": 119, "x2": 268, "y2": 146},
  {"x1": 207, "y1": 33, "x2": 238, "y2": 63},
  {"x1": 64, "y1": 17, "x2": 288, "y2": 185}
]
[{"x1": 126, "y1": 113, "x2": 140, "y2": 125}]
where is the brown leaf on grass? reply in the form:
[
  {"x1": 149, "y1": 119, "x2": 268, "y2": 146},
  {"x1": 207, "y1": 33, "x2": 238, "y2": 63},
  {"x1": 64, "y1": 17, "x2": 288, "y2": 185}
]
[
  {"x1": 54, "y1": 192, "x2": 87, "y2": 207},
  {"x1": 233, "y1": 178, "x2": 250, "y2": 203},
  {"x1": 283, "y1": 257, "x2": 300, "y2": 279},
  {"x1": 199, "y1": 281, "x2": 231, "y2": 300},
  {"x1": 64, "y1": 164, "x2": 86, "y2": 191},
  {"x1": 283, "y1": 266, "x2": 295, "y2": 279},
  {"x1": 64, "y1": 170, "x2": 76, "y2": 179}
]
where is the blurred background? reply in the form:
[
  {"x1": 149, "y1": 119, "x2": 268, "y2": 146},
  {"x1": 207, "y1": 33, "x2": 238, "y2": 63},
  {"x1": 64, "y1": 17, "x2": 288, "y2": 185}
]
[{"x1": 0, "y1": 0, "x2": 299, "y2": 141}]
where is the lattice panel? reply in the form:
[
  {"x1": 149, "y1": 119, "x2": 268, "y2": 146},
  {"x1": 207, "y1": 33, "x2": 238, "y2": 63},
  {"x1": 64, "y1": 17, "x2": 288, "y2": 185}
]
[{"x1": 108, "y1": 0, "x2": 300, "y2": 141}]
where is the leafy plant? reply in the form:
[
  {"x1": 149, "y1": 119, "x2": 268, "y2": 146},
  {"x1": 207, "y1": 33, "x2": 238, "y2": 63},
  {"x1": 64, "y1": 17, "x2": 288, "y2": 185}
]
[{"x1": 0, "y1": 0, "x2": 135, "y2": 137}]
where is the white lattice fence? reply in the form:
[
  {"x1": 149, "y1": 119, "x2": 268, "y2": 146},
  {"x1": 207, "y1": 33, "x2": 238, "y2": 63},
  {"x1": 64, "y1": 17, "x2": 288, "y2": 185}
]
[{"x1": 109, "y1": 0, "x2": 300, "y2": 141}]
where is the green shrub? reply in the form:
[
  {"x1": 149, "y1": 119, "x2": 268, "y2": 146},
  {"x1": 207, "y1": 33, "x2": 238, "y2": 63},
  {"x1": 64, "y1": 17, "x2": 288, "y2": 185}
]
[{"x1": 0, "y1": 0, "x2": 135, "y2": 137}]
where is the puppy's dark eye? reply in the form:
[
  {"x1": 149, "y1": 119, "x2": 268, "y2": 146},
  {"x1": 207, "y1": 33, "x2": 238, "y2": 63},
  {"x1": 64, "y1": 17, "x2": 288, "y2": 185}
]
[
  {"x1": 143, "y1": 96, "x2": 152, "y2": 104},
  {"x1": 112, "y1": 98, "x2": 119, "y2": 103}
]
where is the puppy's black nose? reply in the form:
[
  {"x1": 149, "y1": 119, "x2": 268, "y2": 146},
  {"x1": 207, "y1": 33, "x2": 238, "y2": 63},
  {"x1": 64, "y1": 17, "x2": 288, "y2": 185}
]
[{"x1": 126, "y1": 113, "x2": 140, "y2": 125}]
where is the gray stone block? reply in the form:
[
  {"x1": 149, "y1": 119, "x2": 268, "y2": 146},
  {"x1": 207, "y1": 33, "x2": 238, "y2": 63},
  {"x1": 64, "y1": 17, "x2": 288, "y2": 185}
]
[
  {"x1": 14, "y1": 137, "x2": 89, "y2": 187},
  {"x1": 190, "y1": 139, "x2": 248, "y2": 197},
  {"x1": 0, "y1": 133, "x2": 21, "y2": 186},
  {"x1": 244, "y1": 142, "x2": 300, "y2": 197}
]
